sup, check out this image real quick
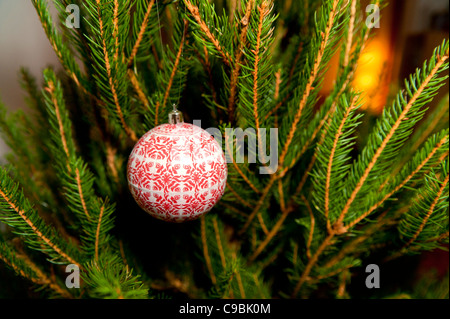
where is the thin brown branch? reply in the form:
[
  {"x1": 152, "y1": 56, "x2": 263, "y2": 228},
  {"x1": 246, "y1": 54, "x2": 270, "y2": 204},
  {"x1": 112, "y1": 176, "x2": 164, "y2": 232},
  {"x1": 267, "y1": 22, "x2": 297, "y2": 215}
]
[
  {"x1": 200, "y1": 216, "x2": 216, "y2": 285},
  {"x1": 224, "y1": 182, "x2": 254, "y2": 208},
  {"x1": 342, "y1": 0, "x2": 357, "y2": 69},
  {"x1": 302, "y1": 194, "x2": 315, "y2": 260},
  {"x1": 325, "y1": 96, "x2": 358, "y2": 232},
  {"x1": 249, "y1": 205, "x2": 293, "y2": 262},
  {"x1": 220, "y1": 202, "x2": 249, "y2": 218},
  {"x1": 292, "y1": 243, "x2": 298, "y2": 266},
  {"x1": 252, "y1": 1, "x2": 270, "y2": 152},
  {"x1": 324, "y1": 210, "x2": 391, "y2": 269},
  {"x1": 128, "y1": 0, "x2": 156, "y2": 67},
  {"x1": 75, "y1": 168, "x2": 90, "y2": 219},
  {"x1": 404, "y1": 173, "x2": 449, "y2": 248},
  {"x1": 274, "y1": 68, "x2": 282, "y2": 100},
  {"x1": 128, "y1": 69, "x2": 150, "y2": 109},
  {"x1": 96, "y1": 0, "x2": 137, "y2": 142},
  {"x1": 105, "y1": 141, "x2": 120, "y2": 184},
  {"x1": 346, "y1": 134, "x2": 449, "y2": 230},
  {"x1": 0, "y1": 251, "x2": 72, "y2": 298},
  {"x1": 279, "y1": 0, "x2": 340, "y2": 168},
  {"x1": 200, "y1": 45, "x2": 221, "y2": 118},
  {"x1": 45, "y1": 81, "x2": 70, "y2": 161},
  {"x1": 185, "y1": 0, "x2": 232, "y2": 66},
  {"x1": 224, "y1": 133, "x2": 261, "y2": 194},
  {"x1": 257, "y1": 214, "x2": 270, "y2": 235},
  {"x1": 156, "y1": 19, "x2": 188, "y2": 125},
  {"x1": 334, "y1": 53, "x2": 449, "y2": 232},
  {"x1": 94, "y1": 204, "x2": 105, "y2": 261},
  {"x1": 112, "y1": 0, "x2": 120, "y2": 62},
  {"x1": 0, "y1": 188, "x2": 80, "y2": 268},
  {"x1": 337, "y1": 269, "x2": 349, "y2": 299},
  {"x1": 118, "y1": 239, "x2": 129, "y2": 268},
  {"x1": 278, "y1": 180, "x2": 286, "y2": 212},
  {"x1": 291, "y1": 233, "x2": 334, "y2": 298},
  {"x1": 309, "y1": 264, "x2": 352, "y2": 282},
  {"x1": 231, "y1": 251, "x2": 246, "y2": 298},
  {"x1": 227, "y1": 0, "x2": 253, "y2": 122},
  {"x1": 37, "y1": 11, "x2": 81, "y2": 89},
  {"x1": 212, "y1": 218, "x2": 227, "y2": 269},
  {"x1": 239, "y1": 174, "x2": 278, "y2": 235}
]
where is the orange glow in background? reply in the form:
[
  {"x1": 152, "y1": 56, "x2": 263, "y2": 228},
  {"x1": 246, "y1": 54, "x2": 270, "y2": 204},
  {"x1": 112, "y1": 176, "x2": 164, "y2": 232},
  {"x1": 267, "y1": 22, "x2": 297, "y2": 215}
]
[
  {"x1": 353, "y1": 38, "x2": 393, "y2": 114},
  {"x1": 320, "y1": 1, "x2": 396, "y2": 115}
]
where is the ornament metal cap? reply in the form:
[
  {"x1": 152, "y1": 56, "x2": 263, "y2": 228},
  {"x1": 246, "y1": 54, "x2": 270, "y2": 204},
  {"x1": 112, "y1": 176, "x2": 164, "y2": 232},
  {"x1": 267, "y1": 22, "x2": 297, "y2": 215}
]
[{"x1": 168, "y1": 104, "x2": 183, "y2": 124}]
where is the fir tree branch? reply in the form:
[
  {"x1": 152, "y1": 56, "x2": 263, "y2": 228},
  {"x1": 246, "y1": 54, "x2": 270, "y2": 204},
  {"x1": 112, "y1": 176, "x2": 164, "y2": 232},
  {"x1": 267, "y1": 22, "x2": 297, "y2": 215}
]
[
  {"x1": 31, "y1": 0, "x2": 84, "y2": 89},
  {"x1": 127, "y1": 0, "x2": 156, "y2": 67},
  {"x1": 94, "y1": 204, "x2": 105, "y2": 261},
  {"x1": 291, "y1": 233, "x2": 334, "y2": 297},
  {"x1": 274, "y1": 68, "x2": 282, "y2": 101},
  {"x1": 112, "y1": 0, "x2": 120, "y2": 62},
  {"x1": 278, "y1": 0, "x2": 341, "y2": 169},
  {"x1": 156, "y1": 19, "x2": 189, "y2": 125},
  {"x1": 335, "y1": 47, "x2": 449, "y2": 231},
  {"x1": 346, "y1": 133, "x2": 449, "y2": 230},
  {"x1": 403, "y1": 173, "x2": 449, "y2": 249},
  {"x1": 278, "y1": 180, "x2": 286, "y2": 212},
  {"x1": 252, "y1": 0, "x2": 270, "y2": 147},
  {"x1": 324, "y1": 96, "x2": 359, "y2": 232},
  {"x1": 128, "y1": 69, "x2": 150, "y2": 109},
  {"x1": 184, "y1": 0, "x2": 232, "y2": 67},
  {"x1": 75, "y1": 168, "x2": 90, "y2": 219},
  {"x1": 0, "y1": 242, "x2": 72, "y2": 298},
  {"x1": 225, "y1": 181, "x2": 255, "y2": 207},
  {"x1": 409, "y1": 95, "x2": 449, "y2": 154},
  {"x1": 227, "y1": 0, "x2": 253, "y2": 122},
  {"x1": 201, "y1": 215, "x2": 217, "y2": 285},
  {"x1": 238, "y1": 175, "x2": 277, "y2": 235},
  {"x1": 323, "y1": 210, "x2": 391, "y2": 269},
  {"x1": 92, "y1": 0, "x2": 137, "y2": 142},
  {"x1": 231, "y1": 251, "x2": 246, "y2": 298},
  {"x1": 302, "y1": 194, "x2": 315, "y2": 260},
  {"x1": 45, "y1": 81, "x2": 71, "y2": 162},
  {"x1": 83, "y1": 256, "x2": 149, "y2": 298},
  {"x1": 249, "y1": 205, "x2": 294, "y2": 262},
  {"x1": 224, "y1": 131, "x2": 261, "y2": 194},
  {"x1": 199, "y1": 44, "x2": 221, "y2": 117},
  {"x1": 212, "y1": 218, "x2": 227, "y2": 269},
  {"x1": 0, "y1": 172, "x2": 81, "y2": 267},
  {"x1": 342, "y1": 0, "x2": 357, "y2": 69}
]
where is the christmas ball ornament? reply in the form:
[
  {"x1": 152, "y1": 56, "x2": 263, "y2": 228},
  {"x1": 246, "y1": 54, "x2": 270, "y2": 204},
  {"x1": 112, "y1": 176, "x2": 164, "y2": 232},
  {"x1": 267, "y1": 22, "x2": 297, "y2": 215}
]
[{"x1": 127, "y1": 107, "x2": 227, "y2": 223}]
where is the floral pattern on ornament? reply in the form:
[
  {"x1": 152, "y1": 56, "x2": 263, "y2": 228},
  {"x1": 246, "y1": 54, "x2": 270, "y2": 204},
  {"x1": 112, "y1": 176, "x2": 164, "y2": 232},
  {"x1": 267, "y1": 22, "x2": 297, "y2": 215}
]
[{"x1": 127, "y1": 123, "x2": 227, "y2": 222}]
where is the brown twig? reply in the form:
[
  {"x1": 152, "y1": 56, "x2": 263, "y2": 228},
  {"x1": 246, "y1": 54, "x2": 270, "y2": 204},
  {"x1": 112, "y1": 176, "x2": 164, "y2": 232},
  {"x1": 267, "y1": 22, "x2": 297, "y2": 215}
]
[
  {"x1": 156, "y1": 19, "x2": 189, "y2": 125},
  {"x1": 404, "y1": 173, "x2": 449, "y2": 248},
  {"x1": 94, "y1": 204, "x2": 105, "y2": 261},
  {"x1": 128, "y1": 0, "x2": 156, "y2": 67},
  {"x1": 184, "y1": 0, "x2": 232, "y2": 66},
  {"x1": 0, "y1": 188, "x2": 80, "y2": 268},
  {"x1": 200, "y1": 216, "x2": 216, "y2": 285},
  {"x1": 335, "y1": 53, "x2": 449, "y2": 232},
  {"x1": 279, "y1": 0, "x2": 340, "y2": 169},
  {"x1": 302, "y1": 195, "x2": 315, "y2": 260},
  {"x1": 346, "y1": 134, "x2": 449, "y2": 230},
  {"x1": 95, "y1": 0, "x2": 137, "y2": 142},
  {"x1": 324, "y1": 96, "x2": 359, "y2": 232},
  {"x1": 227, "y1": 0, "x2": 253, "y2": 122}
]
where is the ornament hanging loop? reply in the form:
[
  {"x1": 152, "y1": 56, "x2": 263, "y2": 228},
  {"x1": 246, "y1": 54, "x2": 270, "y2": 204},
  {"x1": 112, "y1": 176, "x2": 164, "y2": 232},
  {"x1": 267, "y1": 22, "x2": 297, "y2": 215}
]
[{"x1": 168, "y1": 104, "x2": 183, "y2": 124}]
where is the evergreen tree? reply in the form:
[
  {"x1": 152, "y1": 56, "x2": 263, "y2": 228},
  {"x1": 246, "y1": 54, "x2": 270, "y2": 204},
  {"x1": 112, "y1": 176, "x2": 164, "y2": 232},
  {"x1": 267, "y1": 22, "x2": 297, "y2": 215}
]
[{"x1": 0, "y1": 0, "x2": 448, "y2": 299}]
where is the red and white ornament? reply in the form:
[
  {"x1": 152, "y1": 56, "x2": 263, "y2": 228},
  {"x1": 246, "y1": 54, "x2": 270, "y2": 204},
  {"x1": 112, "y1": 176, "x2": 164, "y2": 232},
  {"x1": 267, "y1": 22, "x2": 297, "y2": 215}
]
[{"x1": 127, "y1": 108, "x2": 227, "y2": 223}]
